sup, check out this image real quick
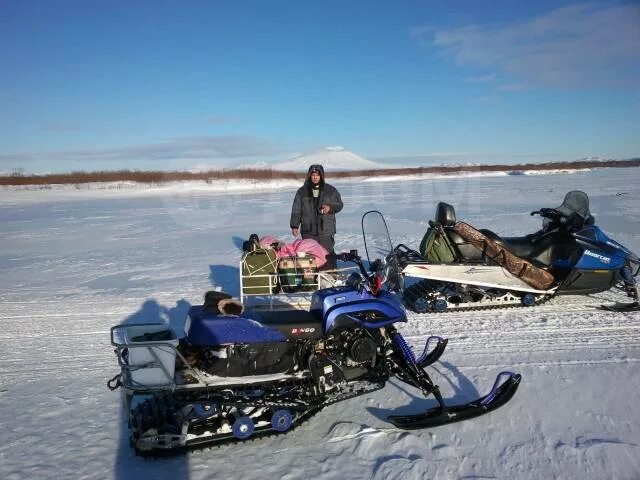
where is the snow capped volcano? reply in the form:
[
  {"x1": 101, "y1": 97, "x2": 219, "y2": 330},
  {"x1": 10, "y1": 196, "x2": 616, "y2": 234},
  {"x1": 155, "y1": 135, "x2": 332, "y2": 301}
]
[{"x1": 274, "y1": 146, "x2": 385, "y2": 171}]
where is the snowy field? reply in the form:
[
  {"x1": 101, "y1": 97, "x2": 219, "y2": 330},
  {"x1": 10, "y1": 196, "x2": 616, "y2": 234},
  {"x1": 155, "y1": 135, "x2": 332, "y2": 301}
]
[{"x1": 1, "y1": 167, "x2": 639, "y2": 480}]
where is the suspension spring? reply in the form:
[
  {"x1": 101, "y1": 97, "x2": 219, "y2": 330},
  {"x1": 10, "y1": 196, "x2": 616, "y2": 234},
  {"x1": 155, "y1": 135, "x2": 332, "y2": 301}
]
[{"x1": 392, "y1": 333, "x2": 416, "y2": 366}]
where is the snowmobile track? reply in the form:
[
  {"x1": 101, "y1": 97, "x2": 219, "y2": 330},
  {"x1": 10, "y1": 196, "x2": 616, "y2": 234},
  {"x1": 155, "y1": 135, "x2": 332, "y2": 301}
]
[{"x1": 131, "y1": 380, "x2": 387, "y2": 457}]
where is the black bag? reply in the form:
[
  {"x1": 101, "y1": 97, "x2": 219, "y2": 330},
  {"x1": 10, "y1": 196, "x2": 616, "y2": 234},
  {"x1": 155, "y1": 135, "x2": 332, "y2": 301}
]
[
  {"x1": 200, "y1": 342, "x2": 294, "y2": 376},
  {"x1": 242, "y1": 233, "x2": 260, "y2": 252}
]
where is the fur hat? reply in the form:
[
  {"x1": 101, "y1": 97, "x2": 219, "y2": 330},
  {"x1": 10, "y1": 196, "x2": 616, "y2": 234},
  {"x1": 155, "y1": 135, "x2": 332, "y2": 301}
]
[
  {"x1": 306, "y1": 164, "x2": 325, "y2": 188},
  {"x1": 217, "y1": 298, "x2": 244, "y2": 316}
]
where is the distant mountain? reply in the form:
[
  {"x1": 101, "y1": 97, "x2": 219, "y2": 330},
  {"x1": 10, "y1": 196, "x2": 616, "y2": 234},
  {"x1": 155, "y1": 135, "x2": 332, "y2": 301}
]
[{"x1": 273, "y1": 146, "x2": 385, "y2": 171}]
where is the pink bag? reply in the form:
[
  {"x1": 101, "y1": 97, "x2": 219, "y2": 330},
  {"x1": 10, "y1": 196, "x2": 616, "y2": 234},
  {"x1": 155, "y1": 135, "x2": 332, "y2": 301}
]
[
  {"x1": 292, "y1": 239, "x2": 329, "y2": 267},
  {"x1": 271, "y1": 237, "x2": 329, "y2": 267},
  {"x1": 259, "y1": 235, "x2": 282, "y2": 250}
]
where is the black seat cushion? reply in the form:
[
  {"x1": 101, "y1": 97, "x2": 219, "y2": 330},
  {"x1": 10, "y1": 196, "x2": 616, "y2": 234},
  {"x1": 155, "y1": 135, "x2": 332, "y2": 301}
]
[
  {"x1": 480, "y1": 229, "x2": 575, "y2": 267},
  {"x1": 479, "y1": 228, "x2": 540, "y2": 258}
]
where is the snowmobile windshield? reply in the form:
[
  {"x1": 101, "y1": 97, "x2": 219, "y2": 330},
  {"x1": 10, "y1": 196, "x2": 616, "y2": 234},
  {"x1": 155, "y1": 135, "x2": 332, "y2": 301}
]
[
  {"x1": 556, "y1": 191, "x2": 594, "y2": 229},
  {"x1": 557, "y1": 191, "x2": 590, "y2": 219},
  {"x1": 542, "y1": 191, "x2": 593, "y2": 232},
  {"x1": 361, "y1": 210, "x2": 403, "y2": 292}
]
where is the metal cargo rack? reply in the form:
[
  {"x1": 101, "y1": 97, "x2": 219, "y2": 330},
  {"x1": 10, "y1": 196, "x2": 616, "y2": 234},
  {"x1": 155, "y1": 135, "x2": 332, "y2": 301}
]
[
  {"x1": 239, "y1": 267, "x2": 355, "y2": 310},
  {"x1": 110, "y1": 323, "x2": 311, "y2": 395},
  {"x1": 110, "y1": 323, "x2": 206, "y2": 394}
]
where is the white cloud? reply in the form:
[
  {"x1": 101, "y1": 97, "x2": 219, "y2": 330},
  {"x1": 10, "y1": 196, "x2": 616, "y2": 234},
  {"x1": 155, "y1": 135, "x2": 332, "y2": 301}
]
[
  {"x1": 206, "y1": 116, "x2": 238, "y2": 125},
  {"x1": 416, "y1": 3, "x2": 640, "y2": 88},
  {"x1": 40, "y1": 121, "x2": 86, "y2": 132},
  {"x1": 465, "y1": 74, "x2": 497, "y2": 83},
  {"x1": 471, "y1": 95, "x2": 500, "y2": 104},
  {"x1": 0, "y1": 135, "x2": 287, "y2": 167},
  {"x1": 498, "y1": 83, "x2": 530, "y2": 92}
]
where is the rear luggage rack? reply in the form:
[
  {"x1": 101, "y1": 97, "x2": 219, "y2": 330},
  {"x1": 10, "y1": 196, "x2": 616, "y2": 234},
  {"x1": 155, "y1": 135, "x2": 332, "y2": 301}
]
[{"x1": 239, "y1": 265, "x2": 354, "y2": 310}]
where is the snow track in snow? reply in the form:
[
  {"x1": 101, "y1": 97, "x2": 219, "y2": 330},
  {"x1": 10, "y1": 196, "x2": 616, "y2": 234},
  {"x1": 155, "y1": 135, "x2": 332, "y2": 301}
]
[
  {"x1": 400, "y1": 291, "x2": 640, "y2": 370},
  {"x1": 1, "y1": 169, "x2": 640, "y2": 480}
]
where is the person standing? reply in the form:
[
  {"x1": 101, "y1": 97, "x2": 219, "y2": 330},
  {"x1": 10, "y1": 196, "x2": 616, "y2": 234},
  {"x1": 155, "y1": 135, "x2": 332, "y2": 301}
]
[{"x1": 290, "y1": 164, "x2": 343, "y2": 268}]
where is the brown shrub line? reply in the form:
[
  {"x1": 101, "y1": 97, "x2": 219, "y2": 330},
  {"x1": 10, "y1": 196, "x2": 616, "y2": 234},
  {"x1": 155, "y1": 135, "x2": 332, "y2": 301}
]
[{"x1": 1, "y1": 158, "x2": 638, "y2": 186}]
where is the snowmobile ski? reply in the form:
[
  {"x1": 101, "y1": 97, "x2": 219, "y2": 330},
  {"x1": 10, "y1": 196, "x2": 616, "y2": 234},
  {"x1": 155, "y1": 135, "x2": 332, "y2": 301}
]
[
  {"x1": 598, "y1": 301, "x2": 640, "y2": 312},
  {"x1": 387, "y1": 371, "x2": 521, "y2": 429}
]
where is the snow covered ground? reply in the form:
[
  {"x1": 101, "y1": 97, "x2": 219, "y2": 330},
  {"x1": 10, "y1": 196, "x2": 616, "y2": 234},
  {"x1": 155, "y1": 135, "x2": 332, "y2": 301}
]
[{"x1": 0, "y1": 167, "x2": 639, "y2": 480}]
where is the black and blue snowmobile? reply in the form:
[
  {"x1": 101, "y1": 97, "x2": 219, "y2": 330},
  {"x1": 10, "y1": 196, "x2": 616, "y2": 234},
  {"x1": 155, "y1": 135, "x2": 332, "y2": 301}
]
[
  {"x1": 108, "y1": 211, "x2": 521, "y2": 455},
  {"x1": 396, "y1": 191, "x2": 640, "y2": 313}
]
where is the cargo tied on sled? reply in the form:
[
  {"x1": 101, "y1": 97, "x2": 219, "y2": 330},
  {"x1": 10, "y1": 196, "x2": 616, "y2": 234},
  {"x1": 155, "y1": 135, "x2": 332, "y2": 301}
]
[{"x1": 238, "y1": 233, "x2": 354, "y2": 310}]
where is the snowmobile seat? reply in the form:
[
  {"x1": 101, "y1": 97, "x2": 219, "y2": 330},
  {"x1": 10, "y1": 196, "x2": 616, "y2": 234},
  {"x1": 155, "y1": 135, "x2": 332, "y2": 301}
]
[
  {"x1": 465, "y1": 192, "x2": 594, "y2": 264},
  {"x1": 443, "y1": 217, "x2": 551, "y2": 264},
  {"x1": 445, "y1": 228, "x2": 483, "y2": 261},
  {"x1": 479, "y1": 229, "x2": 571, "y2": 267},
  {"x1": 480, "y1": 229, "x2": 539, "y2": 258},
  {"x1": 252, "y1": 309, "x2": 324, "y2": 340},
  {"x1": 432, "y1": 202, "x2": 456, "y2": 227},
  {"x1": 185, "y1": 306, "x2": 287, "y2": 345}
]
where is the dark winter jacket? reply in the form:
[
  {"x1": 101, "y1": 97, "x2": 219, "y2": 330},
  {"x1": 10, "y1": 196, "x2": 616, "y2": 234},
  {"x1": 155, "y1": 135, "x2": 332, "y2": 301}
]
[{"x1": 290, "y1": 165, "x2": 343, "y2": 236}]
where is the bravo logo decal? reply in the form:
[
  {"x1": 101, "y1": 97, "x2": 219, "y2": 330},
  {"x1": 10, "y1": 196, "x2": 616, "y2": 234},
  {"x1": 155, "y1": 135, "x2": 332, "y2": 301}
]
[
  {"x1": 291, "y1": 327, "x2": 316, "y2": 335},
  {"x1": 584, "y1": 249, "x2": 611, "y2": 264}
]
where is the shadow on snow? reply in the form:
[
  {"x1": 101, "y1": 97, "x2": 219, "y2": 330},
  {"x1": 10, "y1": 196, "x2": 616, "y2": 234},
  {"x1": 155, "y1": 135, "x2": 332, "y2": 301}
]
[
  {"x1": 113, "y1": 298, "x2": 192, "y2": 478},
  {"x1": 365, "y1": 361, "x2": 481, "y2": 421},
  {"x1": 208, "y1": 264, "x2": 240, "y2": 297}
]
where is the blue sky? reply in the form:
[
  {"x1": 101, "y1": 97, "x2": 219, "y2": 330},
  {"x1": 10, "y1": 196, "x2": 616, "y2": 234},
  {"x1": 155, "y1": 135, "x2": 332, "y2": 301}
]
[{"x1": 1, "y1": 0, "x2": 639, "y2": 173}]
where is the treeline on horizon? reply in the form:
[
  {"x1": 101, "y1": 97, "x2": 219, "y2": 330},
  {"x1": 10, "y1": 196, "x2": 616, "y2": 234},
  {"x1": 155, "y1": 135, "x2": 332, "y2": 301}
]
[{"x1": 1, "y1": 158, "x2": 639, "y2": 186}]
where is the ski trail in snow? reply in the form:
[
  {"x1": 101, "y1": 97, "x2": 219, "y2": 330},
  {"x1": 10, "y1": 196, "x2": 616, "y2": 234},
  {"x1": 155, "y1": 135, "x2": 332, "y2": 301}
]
[
  {"x1": 326, "y1": 427, "x2": 403, "y2": 443},
  {"x1": 0, "y1": 291, "x2": 637, "y2": 384},
  {"x1": 1, "y1": 169, "x2": 639, "y2": 480},
  {"x1": 396, "y1": 288, "x2": 640, "y2": 381}
]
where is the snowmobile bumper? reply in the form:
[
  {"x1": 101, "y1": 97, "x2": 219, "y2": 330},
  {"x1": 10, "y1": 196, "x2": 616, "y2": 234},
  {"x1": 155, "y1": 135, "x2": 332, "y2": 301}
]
[
  {"x1": 388, "y1": 371, "x2": 521, "y2": 429},
  {"x1": 416, "y1": 336, "x2": 448, "y2": 368},
  {"x1": 600, "y1": 267, "x2": 640, "y2": 312}
]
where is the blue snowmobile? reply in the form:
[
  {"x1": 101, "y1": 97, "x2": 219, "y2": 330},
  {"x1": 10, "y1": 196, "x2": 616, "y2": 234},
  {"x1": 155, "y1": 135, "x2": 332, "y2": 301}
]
[
  {"x1": 108, "y1": 211, "x2": 521, "y2": 455},
  {"x1": 397, "y1": 191, "x2": 640, "y2": 313}
]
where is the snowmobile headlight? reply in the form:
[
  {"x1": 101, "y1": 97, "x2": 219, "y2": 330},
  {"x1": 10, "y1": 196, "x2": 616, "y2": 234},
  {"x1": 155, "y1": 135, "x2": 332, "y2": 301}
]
[{"x1": 631, "y1": 259, "x2": 640, "y2": 277}]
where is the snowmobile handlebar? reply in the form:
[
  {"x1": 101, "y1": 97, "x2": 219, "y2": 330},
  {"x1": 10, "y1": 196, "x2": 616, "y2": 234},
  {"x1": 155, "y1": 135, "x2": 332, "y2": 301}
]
[
  {"x1": 531, "y1": 207, "x2": 564, "y2": 222},
  {"x1": 329, "y1": 250, "x2": 370, "y2": 277},
  {"x1": 532, "y1": 208, "x2": 589, "y2": 233},
  {"x1": 329, "y1": 250, "x2": 387, "y2": 295}
]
